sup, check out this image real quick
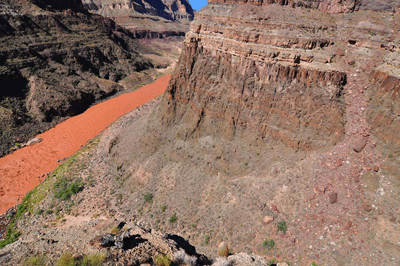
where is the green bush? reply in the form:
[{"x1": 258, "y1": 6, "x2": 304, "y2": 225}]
[
  {"x1": 144, "y1": 192, "x2": 153, "y2": 203},
  {"x1": 277, "y1": 221, "x2": 287, "y2": 234},
  {"x1": 53, "y1": 177, "x2": 84, "y2": 200},
  {"x1": 154, "y1": 254, "x2": 171, "y2": 266},
  {"x1": 262, "y1": 239, "x2": 275, "y2": 249},
  {"x1": 204, "y1": 235, "x2": 211, "y2": 245},
  {"x1": 0, "y1": 227, "x2": 21, "y2": 249},
  {"x1": 169, "y1": 213, "x2": 177, "y2": 223}
]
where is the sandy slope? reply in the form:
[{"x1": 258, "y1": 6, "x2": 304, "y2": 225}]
[{"x1": 0, "y1": 75, "x2": 170, "y2": 214}]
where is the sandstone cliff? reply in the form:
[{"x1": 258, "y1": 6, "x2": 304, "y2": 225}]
[
  {"x1": 104, "y1": 0, "x2": 400, "y2": 265},
  {"x1": 81, "y1": 0, "x2": 194, "y2": 37}
]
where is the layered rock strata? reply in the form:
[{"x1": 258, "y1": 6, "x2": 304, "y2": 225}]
[
  {"x1": 162, "y1": 3, "x2": 349, "y2": 150},
  {"x1": 106, "y1": 0, "x2": 400, "y2": 265},
  {"x1": 82, "y1": 0, "x2": 194, "y2": 37}
]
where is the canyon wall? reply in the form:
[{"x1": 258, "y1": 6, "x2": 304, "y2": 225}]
[
  {"x1": 105, "y1": 1, "x2": 400, "y2": 264},
  {"x1": 0, "y1": 0, "x2": 157, "y2": 156},
  {"x1": 161, "y1": 2, "x2": 350, "y2": 150},
  {"x1": 81, "y1": 0, "x2": 194, "y2": 37}
]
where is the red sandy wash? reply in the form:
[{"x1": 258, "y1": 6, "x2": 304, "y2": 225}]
[{"x1": 0, "y1": 74, "x2": 171, "y2": 214}]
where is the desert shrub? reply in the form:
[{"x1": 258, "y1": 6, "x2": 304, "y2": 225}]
[
  {"x1": 24, "y1": 254, "x2": 46, "y2": 266},
  {"x1": 53, "y1": 177, "x2": 84, "y2": 200},
  {"x1": 110, "y1": 227, "x2": 119, "y2": 234},
  {"x1": 217, "y1": 242, "x2": 229, "y2": 257},
  {"x1": 169, "y1": 213, "x2": 177, "y2": 223},
  {"x1": 57, "y1": 253, "x2": 75, "y2": 266},
  {"x1": 277, "y1": 221, "x2": 287, "y2": 233},
  {"x1": 144, "y1": 192, "x2": 153, "y2": 203},
  {"x1": 154, "y1": 254, "x2": 171, "y2": 266},
  {"x1": 0, "y1": 226, "x2": 21, "y2": 249},
  {"x1": 262, "y1": 239, "x2": 275, "y2": 249}
]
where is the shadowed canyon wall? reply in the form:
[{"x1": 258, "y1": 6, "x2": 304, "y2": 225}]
[{"x1": 0, "y1": 0, "x2": 155, "y2": 156}]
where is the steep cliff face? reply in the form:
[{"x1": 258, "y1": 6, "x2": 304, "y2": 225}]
[
  {"x1": 81, "y1": 0, "x2": 194, "y2": 37},
  {"x1": 0, "y1": 0, "x2": 161, "y2": 156},
  {"x1": 104, "y1": 1, "x2": 400, "y2": 265},
  {"x1": 162, "y1": 3, "x2": 349, "y2": 150}
]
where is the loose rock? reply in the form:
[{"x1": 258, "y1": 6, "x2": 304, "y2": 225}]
[
  {"x1": 329, "y1": 192, "x2": 338, "y2": 204},
  {"x1": 263, "y1": 216, "x2": 274, "y2": 224},
  {"x1": 352, "y1": 138, "x2": 367, "y2": 153},
  {"x1": 26, "y1": 137, "x2": 42, "y2": 146}
]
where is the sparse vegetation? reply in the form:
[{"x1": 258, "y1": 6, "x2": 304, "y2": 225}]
[
  {"x1": 24, "y1": 254, "x2": 47, "y2": 266},
  {"x1": 57, "y1": 253, "x2": 75, "y2": 266},
  {"x1": 55, "y1": 252, "x2": 106, "y2": 266},
  {"x1": 262, "y1": 239, "x2": 275, "y2": 249},
  {"x1": 111, "y1": 227, "x2": 119, "y2": 234},
  {"x1": 267, "y1": 259, "x2": 277, "y2": 266},
  {"x1": 169, "y1": 213, "x2": 177, "y2": 223},
  {"x1": 277, "y1": 221, "x2": 287, "y2": 234},
  {"x1": 81, "y1": 253, "x2": 107, "y2": 266},
  {"x1": 53, "y1": 177, "x2": 84, "y2": 201},
  {"x1": 154, "y1": 254, "x2": 171, "y2": 266},
  {"x1": 311, "y1": 262, "x2": 318, "y2": 266},
  {"x1": 144, "y1": 192, "x2": 154, "y2": 203},
  {"x1": 160, "y1": 204, "x2": 166, "y2": 212},
  {"x1": 204, "y1": 235, "x2": 211, "y2": 245}
]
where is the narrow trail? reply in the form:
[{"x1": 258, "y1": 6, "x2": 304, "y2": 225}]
[{"x1": 0, "y1": 74, "x2": 170, "y2": 214}]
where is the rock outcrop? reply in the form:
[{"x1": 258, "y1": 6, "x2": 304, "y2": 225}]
[{"x1": 162, "y1": 2, "x2": 349, "y2": 150}]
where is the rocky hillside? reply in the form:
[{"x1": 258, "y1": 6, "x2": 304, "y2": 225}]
[
  {"x1": 82, "y1": 0, "x2": 194, "y2": 38},
  {"x1": 105, "y1": 0, "x2": 400, "y2": 265},
  {"x1": 0, "y1": 0, "x2": 181, "y2": 156},
  {"x1": 0, "y1": 0, "x2": 400, "y2": 265}
]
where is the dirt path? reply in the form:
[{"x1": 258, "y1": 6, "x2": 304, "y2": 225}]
[{"x1": 0, "y1": 74, "x2": 170, "y2": 214}]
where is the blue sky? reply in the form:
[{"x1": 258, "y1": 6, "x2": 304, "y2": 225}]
[{"x1": 189, "y1": 0, "x2": 208, "y2": 11}]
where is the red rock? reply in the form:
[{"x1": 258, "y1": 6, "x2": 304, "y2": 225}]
[
  {"x1": 343, "y1": 220, "x2": 353, "y2": 230},
  {"x1": 271, "y1": 204, "x2": 280, "y2": 213},
  {"x1": 352, "y1": 138, "x2": 367, "y2": 153},
  {"x1": 363, "y1": 203, "x2": 373, "y2": 212},
  {"x1": 263, "y1": 216, "x2": 274, "y2": 224},
  {"x1": 329, "y1": 192, "x2": 338, "y2": 204}
]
